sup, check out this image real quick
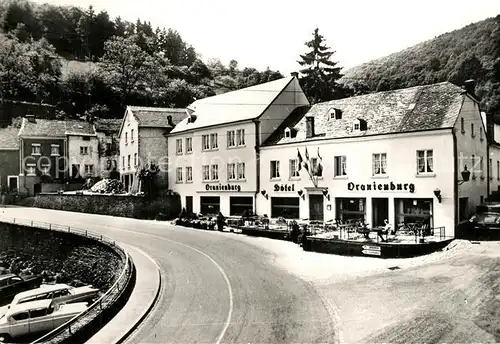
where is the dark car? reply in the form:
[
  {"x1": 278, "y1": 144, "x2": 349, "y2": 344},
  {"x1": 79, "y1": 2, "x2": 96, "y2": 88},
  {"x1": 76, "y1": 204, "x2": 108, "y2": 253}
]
[
  {"x1": 0, "y1": 274, "x2": 43, "y2": 305},
  {"x1": 466, "y1": 203, "x2": 500, "y2": 239}
]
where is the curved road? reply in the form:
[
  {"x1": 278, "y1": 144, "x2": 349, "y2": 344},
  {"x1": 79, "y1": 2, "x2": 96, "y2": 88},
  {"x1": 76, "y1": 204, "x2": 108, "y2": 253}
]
[{"x1": 1, "y1": 208, "x2": 337, "y2": 344}]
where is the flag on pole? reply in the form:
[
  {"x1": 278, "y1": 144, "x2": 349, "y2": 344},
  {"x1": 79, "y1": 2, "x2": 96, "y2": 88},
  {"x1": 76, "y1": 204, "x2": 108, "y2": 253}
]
[{"x1": 297, "y1": 148, "x2": 303, "y2": 171}]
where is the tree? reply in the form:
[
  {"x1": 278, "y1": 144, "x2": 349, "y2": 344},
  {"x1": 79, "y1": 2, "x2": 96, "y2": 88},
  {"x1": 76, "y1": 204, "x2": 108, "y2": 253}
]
[
  {"x1": 100, "y1": 35, "x2": 158, "y2": 105},
  {"x1": 298, "y1": 28, "x2": 344, "y2": 104}
]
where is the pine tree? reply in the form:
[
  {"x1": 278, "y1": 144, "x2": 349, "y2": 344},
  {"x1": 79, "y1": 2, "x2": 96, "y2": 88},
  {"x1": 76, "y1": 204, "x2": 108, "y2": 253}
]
[{"x1": 298, "y1": 28, "x2": 344, "y2": 104}]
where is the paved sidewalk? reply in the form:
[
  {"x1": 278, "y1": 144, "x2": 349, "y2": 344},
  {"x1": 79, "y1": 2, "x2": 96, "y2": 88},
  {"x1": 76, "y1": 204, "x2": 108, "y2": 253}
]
[{"x1": 86, "y1": 243, "x2": 161, "y2": 344}]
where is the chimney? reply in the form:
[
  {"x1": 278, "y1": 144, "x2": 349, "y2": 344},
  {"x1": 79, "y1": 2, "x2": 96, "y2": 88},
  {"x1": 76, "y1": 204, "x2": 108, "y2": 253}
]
[
  {"x1": 291, "y1": 72, "x2": 299, "y2": 78},
  {"x1": 463, "y1": 79, "x2": 475, "y2": 95},
  {"x1": 167, "y1": 115, "x2": 174, "y2": 127},
  {"x1": 25, "y1": 114, "x2": 36, "y2": 123},
  {"x1": 306, "y1": 116, "x2": 315, "y2": 138}
]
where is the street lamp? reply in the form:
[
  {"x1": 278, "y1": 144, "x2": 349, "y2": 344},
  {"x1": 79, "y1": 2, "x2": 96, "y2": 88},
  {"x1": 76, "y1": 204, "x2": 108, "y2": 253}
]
[{"x1": 458, "y1": 165, "x2": 471, "y2": 185}]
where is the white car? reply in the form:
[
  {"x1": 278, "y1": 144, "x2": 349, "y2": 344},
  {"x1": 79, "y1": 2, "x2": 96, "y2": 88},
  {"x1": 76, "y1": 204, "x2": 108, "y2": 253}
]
[
  {"x1": 0, "y1": 299, "x2": 88, "y2": 342},
  {"x1": 5, "y1": 283, "x2": 99, "y2": 310}
]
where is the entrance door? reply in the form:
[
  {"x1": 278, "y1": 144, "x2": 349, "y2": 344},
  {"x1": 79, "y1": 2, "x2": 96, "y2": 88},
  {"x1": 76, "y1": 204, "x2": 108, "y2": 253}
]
[
  {"x1": 34, "y1": 183, "x2": 41, "y2": 195},
  {"x1": 8, "y1": 177, "x2": 18, "y2": 192},
  {"x1": 71, "y1": 164, "x2": 79, "y2": 178},
  {"x1": 372, "y1": 198, "x2": 389, "y2": 226},
  {"x1": 459, "y1": 197, "x2": 468, "y2": 221},
  {"x1": 124, "y1": 175, "x2": 129, "y2": 191},
  {"x1": 309, "y1": 195, "x2": 324, "y2": 221},
  {"x1": 186, "y1": 196, "x2": 193, "y2": 214}
]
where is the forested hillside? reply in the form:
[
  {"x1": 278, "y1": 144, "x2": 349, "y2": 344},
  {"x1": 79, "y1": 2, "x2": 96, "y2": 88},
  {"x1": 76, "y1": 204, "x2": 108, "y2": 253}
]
[
  {"x1": 341, "y1": 15, "x2": 500, "y2": 118},
  {"x1": 0, "y1": 0, "x2": 283, "y2": 123}
]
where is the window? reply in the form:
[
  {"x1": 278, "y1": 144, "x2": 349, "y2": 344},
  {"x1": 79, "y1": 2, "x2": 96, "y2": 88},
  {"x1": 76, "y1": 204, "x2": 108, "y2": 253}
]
[
  {"x1": 122, "y1": 156, "x2": 125, "y2": 169},
  {"x1": 270, "y1": 160, "x2": 280, "y2": 179},
  {"x1": 186, "y1": 167, "x2": 193, "y2": 182},
  {"x1": 80, "y1": 146, "x2": 89, "y2": 155},
  {"x1": 127, "y1": 155, "x2": 131, "y2": 167},
  {"x1": 211, "y1": 164, "x2": 219, "y2": 180},
  {"x1": 237, "y1": 129, "x2": 245, "y2": 146},
  {"x1": 227, "y1": 163, "x2": 236, "y2": 180},
  {"x1": 353, "y1": 122, "x2": 360, "y2": 131},
  {"x1": 131, "y1": 129, "x2": 134, "y2": 142},
  {"x1": 417, "y1": 150, "x2": 434, "y2": 174},
  {"x1": 334, "y1": 156, "x2": 347, "y2": 177},
  {"x1": 134, "y1": 153, "x2": 137, "y2": 166},
  {"x1": 202, "y1": 135, "x2": 210, "y2": 150},
  {"x1": 372, "y1": 153, "x2": 387, "y2": 175},
  {"x1": 227, "y1": 130, "x2": 236, "y2": 147},
  {"x1": 202, "y1": 165, "x2": 210, "y2": 181},
  {"x1": 471, "y1": 123, "x2": 475, "y2": 137},
  {"x1": 12, "y1": 312, "x2": 29, "y2": 321},
  {"x1": 480, "y1": 127, "x2": 484, "y2": 141},
  {"x1": 186, "y1": 138, "x2": 192, "y2": 153},
  {"x1": 461, "y1": 118, "x2": 465, "y2": 132},
  {"x1": 26, "y1": 164, "x2": 35, "y2": 176},
  {"x1": 176, "y1": 167, "x2": 183, "y2": 183},
  {"x1": 176, "y1": 139, "x2": 183, "y2": 154},
  {"x1": 125, "y1": 132, "x2": 128, "y2": 144},
  {"x1": 41, "y1": 164, "x2": 50, "y2": 175},
  {"x1": 480, "y1": 156, "x2": 484, "y2": 177},
  {"x1": 237, "y1": 162, "x2": 245, "y2": 179},
  {"x1": 31, "y1": 144, "x2": 41, "y2": 156},
  {"x1": 284, "y1": 128, "x2": 291, "y2": 138},
  {"x1": 84, "y1": 165, "x2": 93, "y2": 175},
  {"x1": 289, "y1": 159, "x2": 299, "y2": 178},
  {"x1": 472, "y1": 155, "x2": 476, "y2": 178},
  {"x1": 50, "y1": 144, "x2": 60, "y2": 156},
  {"x1": 210, "y1": 133, "x2": 218, "y2": 149},
  {"x1": 30, "y1": 308, "x2": 48, "y2": 319},
  {"x1": 497, "y1": 160, "x2": 499, "y2": 180},
  {"x1": 490, "y1": 158, "x2": 493, "y2": 179},
  {"x1": 311, "y1": 158, "x2": 322, "y2": 177}
]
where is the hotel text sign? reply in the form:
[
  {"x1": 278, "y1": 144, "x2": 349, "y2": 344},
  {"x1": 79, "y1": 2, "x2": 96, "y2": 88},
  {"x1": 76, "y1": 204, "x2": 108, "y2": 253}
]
[
  {"x1": 205, "y1": 184, "x2": 241, "y2": 192},
  {"x1": 274, "y1": 184, "x2": 295, "y2": 192},
  {"x1": 348, "y1": 181, "x2": 415, "y2": 193}
]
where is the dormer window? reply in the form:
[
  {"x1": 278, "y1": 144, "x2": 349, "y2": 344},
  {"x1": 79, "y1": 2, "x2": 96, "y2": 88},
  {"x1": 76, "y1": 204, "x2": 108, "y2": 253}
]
[
  {"x1": 329, "y1": 108, "x2": 342, "y2": 120},
  {"x1": 352, "y1": 118, "x2": 367, "y2": 132},
  {"x1": 284, "y1": 127, "x2": 291, "y2": 138}
]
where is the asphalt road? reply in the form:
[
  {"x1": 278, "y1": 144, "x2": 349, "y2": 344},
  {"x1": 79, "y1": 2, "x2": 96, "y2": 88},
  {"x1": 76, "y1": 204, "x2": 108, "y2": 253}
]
[{"x1": 0, "y1": 208, "x2": 337, "y2": 344}]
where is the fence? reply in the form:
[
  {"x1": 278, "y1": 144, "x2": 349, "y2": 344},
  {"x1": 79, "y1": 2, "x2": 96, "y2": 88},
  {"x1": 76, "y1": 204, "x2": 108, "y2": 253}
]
[{"x1": 0, "y1": 216, "x2": 134, "y2": 344}]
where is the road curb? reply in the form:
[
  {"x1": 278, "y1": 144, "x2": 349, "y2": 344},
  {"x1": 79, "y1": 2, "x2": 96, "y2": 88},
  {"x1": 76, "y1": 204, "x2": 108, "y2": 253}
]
[{"x1": 115, "y1": 262, "x2": 162, "y2": 344}]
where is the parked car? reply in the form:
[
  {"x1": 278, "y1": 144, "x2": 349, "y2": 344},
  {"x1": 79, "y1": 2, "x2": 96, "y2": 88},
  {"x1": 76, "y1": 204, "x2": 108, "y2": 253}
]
[
  {"x1": 0, "y1": 274, "x2": 43, "y2": 305},
  {"x1": 0, "y1": 299, "x2": 88, "y2": 342},
  {"x1": 466, "y1": 203, "x2": 500, "y2": 238},
  {"x1": 6, "y1": 283, "x2": 99, "y2": 310}
]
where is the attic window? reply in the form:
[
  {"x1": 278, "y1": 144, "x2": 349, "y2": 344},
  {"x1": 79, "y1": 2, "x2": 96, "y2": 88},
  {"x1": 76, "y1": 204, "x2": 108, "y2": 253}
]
[
  {"x1": 353, "y1": 119, "x2": 368, "y2": 132},
  {"x1": 353, "y1": 122, "x2": 360, "y2": 131},
  {"x1": 284, "y1": 127, "x2": 291, "y2": 138},
  {"x1": 329, "y1": 108, "x2": 342, "y2": 120}
]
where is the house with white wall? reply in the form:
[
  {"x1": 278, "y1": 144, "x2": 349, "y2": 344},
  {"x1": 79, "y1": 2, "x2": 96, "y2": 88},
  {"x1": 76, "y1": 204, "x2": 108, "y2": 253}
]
[
  {"x1": 66, "y1": 120, "x2": 99, "y2": 179},
  {"x1": 118, "y1": 106, "x2": 186, "y2": 192},
  {"x1": 167, "y1": 74, "x2": 309, "y2": 216},
  {"x1": 258, "y1": 80, "x2": 487, "y2": 238}
]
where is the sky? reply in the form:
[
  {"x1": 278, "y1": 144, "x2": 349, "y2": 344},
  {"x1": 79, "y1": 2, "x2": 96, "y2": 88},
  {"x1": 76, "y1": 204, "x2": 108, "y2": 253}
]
[{"x1": 32, "y1": 0, "x2": 500, "y2": 75}]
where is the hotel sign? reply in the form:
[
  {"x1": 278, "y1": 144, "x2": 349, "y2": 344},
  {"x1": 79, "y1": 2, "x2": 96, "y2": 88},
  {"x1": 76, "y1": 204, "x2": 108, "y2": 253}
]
[
  {"x1": 348, "y1": 181, "x2": 415, "y2": 193},
  {"x1": 205, "y1": 184, "x2": 242, "y2": 192},
  {"x1": 274, "y1": 184, "x2": 295, "y2": 192}
]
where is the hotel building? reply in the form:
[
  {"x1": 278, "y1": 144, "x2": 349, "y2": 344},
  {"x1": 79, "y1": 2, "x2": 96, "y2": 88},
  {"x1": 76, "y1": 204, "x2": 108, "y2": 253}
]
[
  {"x1": 167, "y1": 74, "x2": 309, "y2": 215},
  {"x1": 257, "y1": 81, "x2": 488, "y2": 238}
]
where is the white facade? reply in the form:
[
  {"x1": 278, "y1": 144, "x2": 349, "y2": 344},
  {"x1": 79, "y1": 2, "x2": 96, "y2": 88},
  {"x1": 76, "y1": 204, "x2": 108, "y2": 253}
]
[
  {"x1": 167, "y1": 75, "x2": 309, "y2": 216},
  {"x1": 67, "y1": 134, "x2": 99, "y2": 178},
  {"x1": 118, "y1": 109, "x2": 139, "y2": 191},
  {"x1": 257, "y1": 95, "x2": 488, "y2": 239}
]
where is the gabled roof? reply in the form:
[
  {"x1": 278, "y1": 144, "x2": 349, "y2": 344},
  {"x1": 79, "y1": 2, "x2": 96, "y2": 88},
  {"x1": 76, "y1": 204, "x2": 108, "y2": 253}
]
[
  {"x1": 0, "y1": 125, "x2": 20, "y2": 149},
  {"x1": 118, "y1": 106, "x2": 186, "y2": 137},
  {"x1": 18, "y1": 118, "x2": 96, "y2": 137},
  {"x1": 94, "y1": 118, "x2": 122, "y2": 134},
  {"x1": 64, "y1": 120, "x2": 96, "y2": 136},
  {"x1": 170, "y1": 76, "x2": 298, "y2": 134},
  {"x1": 264, "y1": 81, "x2": 468, "y2": 145}
]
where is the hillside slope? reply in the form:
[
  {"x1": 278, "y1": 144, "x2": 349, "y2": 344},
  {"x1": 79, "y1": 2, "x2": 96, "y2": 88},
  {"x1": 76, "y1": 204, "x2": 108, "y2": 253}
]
[{"x1": 340, "y1": 15, "x2": 500, "y2": 116}]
